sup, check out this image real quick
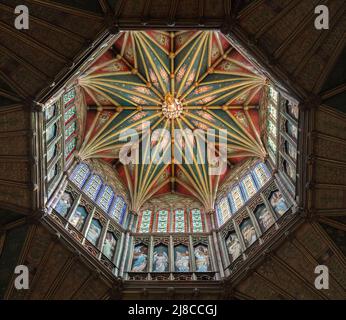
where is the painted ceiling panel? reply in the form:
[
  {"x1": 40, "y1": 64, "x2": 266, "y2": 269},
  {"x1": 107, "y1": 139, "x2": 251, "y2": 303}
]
[{"x1": 76, "y1": 30, "x2": 268, "y2": 212}]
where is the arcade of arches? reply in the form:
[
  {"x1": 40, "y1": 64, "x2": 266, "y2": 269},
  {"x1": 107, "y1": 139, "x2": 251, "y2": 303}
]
[{"x1": 0, "y1": 1, "x2": 345, "y2": 300}]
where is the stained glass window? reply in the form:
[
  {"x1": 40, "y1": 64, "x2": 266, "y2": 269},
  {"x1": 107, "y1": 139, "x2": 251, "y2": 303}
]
[
  {"x1": 174, "y1": 209, "x2": 185, "y2": 233},
  {"x1": 156, "y1": 210, "x2": 169, "y2": 233},
  {"x1": 267, "y1": 120, "x2": 277, "y2": 138},
  {"x1": 269, "y1": 86, "x2": 279, "y2": 104},
  {"x1": 229, "y1": 186, "x2": 244, "y2": 212},
  {"x1": 252, "y1": 162, "x2": 270, "y2": 188},
  {"x1": 63, "y1": 89, "x2": 76, "y2": 106},
  {"x1": 65, "y1": 137, "x2": 77, "y2": 159},
  {"x1": 65, "y1": 121, "x2": 76, "y2": 139},
  {"x1": 103, "y1": 232, "x2": 117, "y2": 260},
  {"x1": 69, "y1": 206, "x2": 88, "y2": 231},
  {"x1": 70, "y1": 163, "x2": 90, "y2": 188},
  {"x1": 218, "y1": 197, "x2": 232, "y2": 224},
  {"x1": 268, "y1": 102, "x2": 277, "y2": 121},
  {"x1": 191, "y1": 209, "x2": 203, "y2": 233},
  {"x1": 97, "y1": 185, "x2": 114, "y2": 213},
  {"x1": 86, "y1": 219, "x2": 102, "y2": 246},
  {"x1": 139, "y1": 210, "x2": 152, "y2": 233},
  {"x1": 83, "y1": 174, "x2": 102, "y2": 201},
  {"x1": 241, "y1": 174, "x2": 257, "y2": 200},
  {"x1": 109, "y1": 196, "x2": 126, "y2": 222},
  {"x1": 268, "y1": 136, "x2": 277, "y2": 154},
  {"x1": 64, "y1": 105, "x2": 76, "y2": 123}
]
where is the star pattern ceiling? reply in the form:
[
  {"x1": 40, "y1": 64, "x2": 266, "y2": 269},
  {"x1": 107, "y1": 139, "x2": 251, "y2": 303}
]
[{"x1": 76, "y1": 30, "x2": 268, "y2": 212}]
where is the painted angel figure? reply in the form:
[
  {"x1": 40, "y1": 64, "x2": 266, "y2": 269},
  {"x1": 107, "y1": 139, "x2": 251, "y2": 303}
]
[
  {"x1": 153, "y1": 251, "x2": 168, "y2": 272},
  {"x1": 175, "y1": 251, "x2": 190, "y2": 272},
  {"x1": 131, "y1": 246, "x2": 148, "y2": 272}
]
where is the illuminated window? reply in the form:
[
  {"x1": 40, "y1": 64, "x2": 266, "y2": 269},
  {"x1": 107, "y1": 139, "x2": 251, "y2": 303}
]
[
  {"x1": 229, "y1": 185, "x2": 244, "y2": 212},
  {"x1": 252, "y1": 162, "x2": 270, "y2": 188},
  {"x1": 139, "y1": 210, "x2": 152, "y2": 233},
  {"x1": 218, "y1": 197, "x2": 232, "y2": 224},
  {"x1": 174, "y1": 209, "x2": 185, "y2": 233},
  {"x1": 70, "y1": 163, "x2": 90, "y2": 188},
  {"x1": 65, "y1": 137, "x2": 77, "y2": 159},
  {"x1": 241, "y1": 174, "x2": 257, "y2": 200},
  {"x1": 109, "y1": 196, "x2": 126, "y2": 222},
  {"x1": 156, "y1": 210, "x2": 169, "y2": 233},
  {"x1": 97, "y1": 185, "x2": 114, "y2": 212},
  {"x1": 83, "y1": 175, "x2": 102, "y2": 201},
  {"x1": 191, "y1": 209, "x2": 203, "y2": 233}
]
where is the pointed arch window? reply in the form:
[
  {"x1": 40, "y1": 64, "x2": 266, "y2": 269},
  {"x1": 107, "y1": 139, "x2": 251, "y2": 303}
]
[
  {"x1": 174, "y1": 209, "x2": 185, "y2": 233},
  {"x1": 252, "y1": 162, "x2": 270, "y2": 188},
  {"x1": 217, "y1": 196, "x2": 232, "y2": 225},
  {"x1": 156, "y1": 210, "x2": 169, "y2": 233},
  {"x1": 97, "y1": 185, "x2": 114, "y2": 213},
  {"x1": 191, "y1": 209, "x2": 203, "y2": 233},
  {"x1": 83, "y1": 174, "x2": 103, "y2": 201},
  {"x1": 138, "y1": 210, "x2": 152, "y2": 233},
  {"x1": 229, "y1": 185, "x2": 244, "y2": 212},
  {"x1": 109, "y1": 196, "x2": 126, "y2": 222},
  {"x1": 70, "y1": 163, "x2": 90, "y2": 188},
  {"x1": 240, "y1": 174, "x2": 257, "y2": 200}
]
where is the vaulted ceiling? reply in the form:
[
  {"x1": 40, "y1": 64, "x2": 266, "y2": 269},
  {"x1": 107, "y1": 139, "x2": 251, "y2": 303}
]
[
  {"x1": 77, "y1": 30, "x2": 267, "y2": 211},
  {"x1": 0, "y1": 0, "x2": 345, "y2": 300}
]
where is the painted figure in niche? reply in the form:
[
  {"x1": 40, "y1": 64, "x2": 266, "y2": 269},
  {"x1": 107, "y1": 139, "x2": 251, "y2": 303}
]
[
  {"x1": 131, "y1": 244, "x2": 148, "y2": 272},
  {"x1": 87, "y1": 219, "x2": 102, "y2": 245},
  {"x1": 255, "y1": 205, "x2": 275, "y2": 232},
  {"x1": 194, "y1": 245, "x2": 210, "y2": 272},
  {"x1": 69, "y1": 206, "x2": 88, "y2": 231},
  {"x1": 226, "y1": 233, "x2": 242, "y2": 262},
  {"x1": 55, "y1": 192, "x2": 73, "y2": 217},
  {"x1": 103, "y1": 232, "x2": 116, "y2": 260},
  {"x1": 175, "y1": 245, "x2": 190, "y2": 272},
  {"x1": 270, "y1": 191, "x2": 289, "y2": 216},
  {"x1": 153, "y1": 245, "x2": 169, "y2": 272},
  {"x1": 240, "y1": 219, "x2": 257, "y2": 247}
]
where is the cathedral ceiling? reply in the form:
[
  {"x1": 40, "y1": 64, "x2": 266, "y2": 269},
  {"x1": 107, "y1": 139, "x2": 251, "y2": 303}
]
[
  {"x1": 0, "y1": 0, "x2": 345, "y2": 300},
  {"x1": 77, "y1": 30, "x2": 267, "y2": 211}
]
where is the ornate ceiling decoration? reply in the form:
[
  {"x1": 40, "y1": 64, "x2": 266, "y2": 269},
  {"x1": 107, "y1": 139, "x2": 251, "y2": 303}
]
[{"x1": 76, "y1": 30, "x2": 268, "y2": 212}]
